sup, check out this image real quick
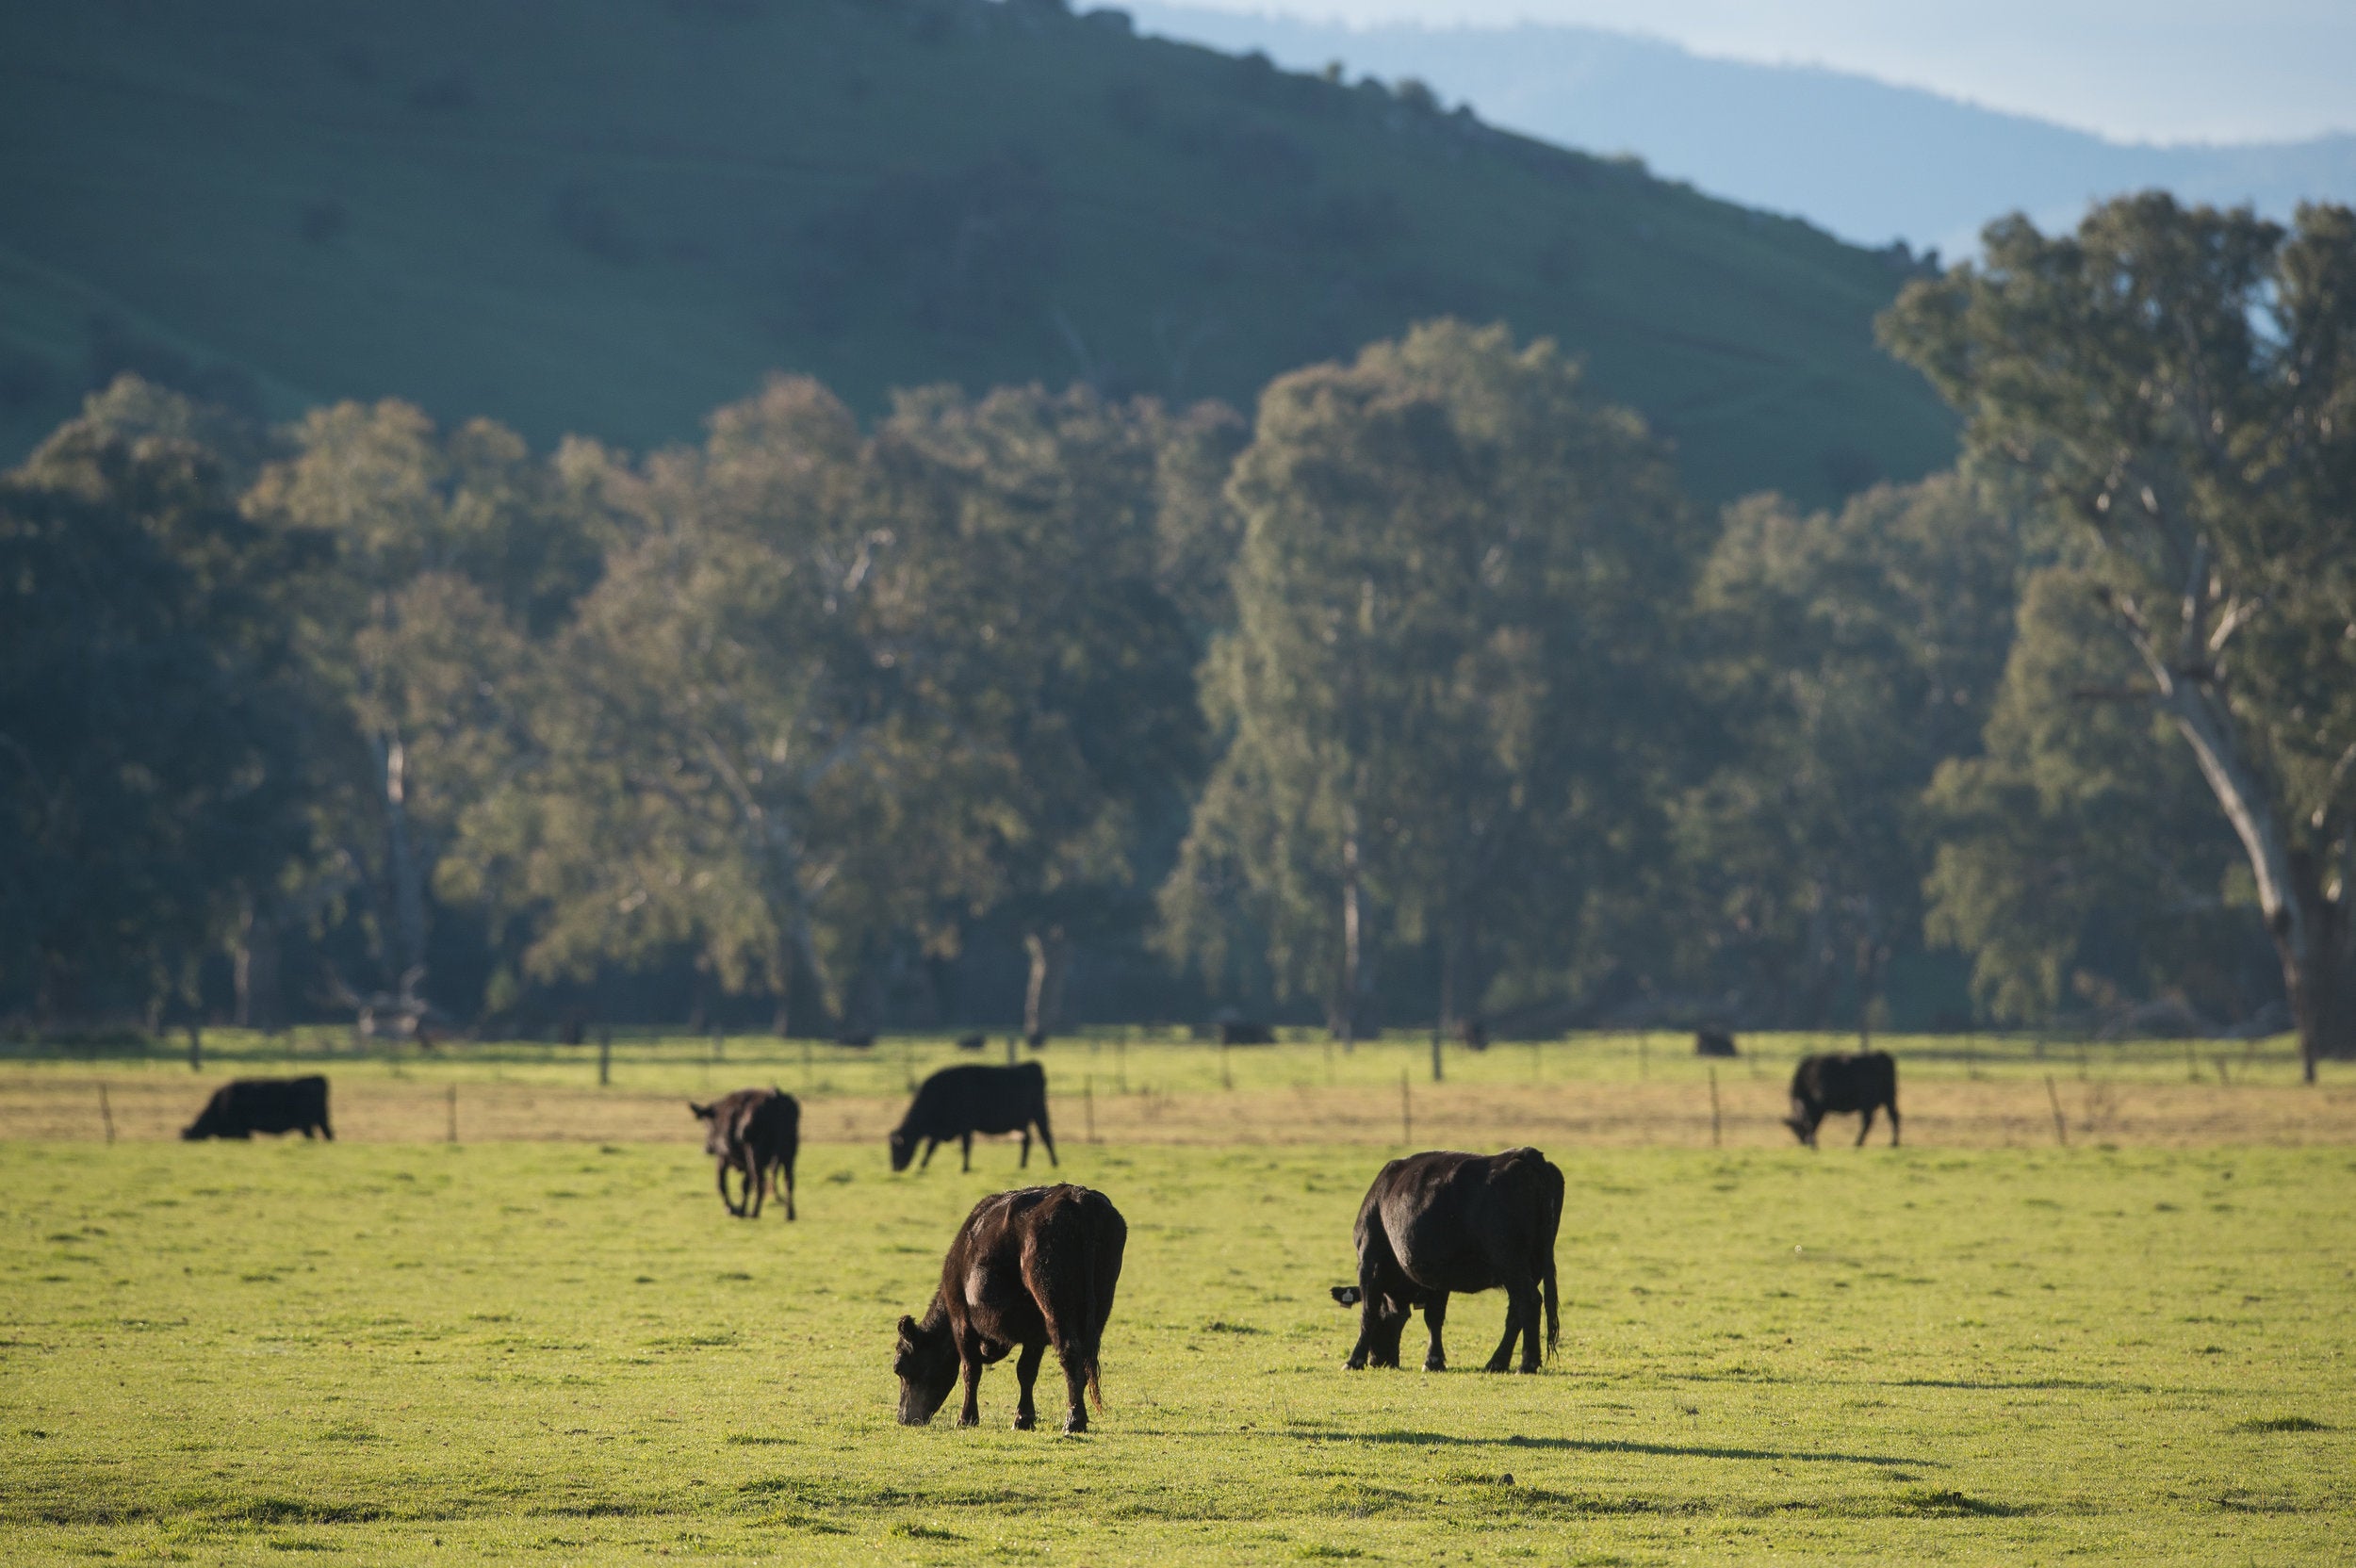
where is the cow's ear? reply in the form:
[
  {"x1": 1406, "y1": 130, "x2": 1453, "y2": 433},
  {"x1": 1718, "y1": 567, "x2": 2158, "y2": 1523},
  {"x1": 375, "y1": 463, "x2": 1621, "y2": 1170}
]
[
  {"x1": 689, "y1": 1102, "x2": 711, "y2": 1119},
  {"x1": 896, "y1": 1315, "x2": 918, "y2": 1339},
  {"x1": 1331, "y1": 1286, "x2": 1361, "y2": 1307}
]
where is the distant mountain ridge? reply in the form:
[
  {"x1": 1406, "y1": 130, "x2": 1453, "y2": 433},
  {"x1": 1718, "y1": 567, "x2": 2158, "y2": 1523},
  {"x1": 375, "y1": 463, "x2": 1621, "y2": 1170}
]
[{"x1": 1130, "y1": 5, "x2": 2356, "y2": 259}]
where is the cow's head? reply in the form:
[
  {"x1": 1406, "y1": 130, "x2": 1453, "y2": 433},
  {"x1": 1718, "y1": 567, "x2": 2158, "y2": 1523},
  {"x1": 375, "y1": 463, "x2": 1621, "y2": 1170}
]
[
  {"x1": 179, "y1": 1119, "x2": 207, "y2": 1141},
  {"x1": 1784, "y1": 1100, "x2": 1822, "y2": 1146},
  {"x1": 892, "y1": 1313, "x2": 957, "y2": 1425},
  {"x1": 888, "y1": 1127, "x2": 917, "y2": 1173}
]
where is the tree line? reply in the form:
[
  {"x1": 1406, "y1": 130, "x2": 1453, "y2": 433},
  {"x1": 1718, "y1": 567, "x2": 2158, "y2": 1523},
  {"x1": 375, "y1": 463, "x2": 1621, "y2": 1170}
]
[{"x1": 5, "y1": 197, "x2": 2349, "y2": 1074}]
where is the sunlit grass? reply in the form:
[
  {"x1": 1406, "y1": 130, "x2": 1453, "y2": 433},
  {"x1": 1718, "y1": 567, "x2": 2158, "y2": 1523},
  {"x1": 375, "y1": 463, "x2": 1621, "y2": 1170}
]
[{"x1": 2, "y1": 1136, "x2": 2351, "y2": 1563}]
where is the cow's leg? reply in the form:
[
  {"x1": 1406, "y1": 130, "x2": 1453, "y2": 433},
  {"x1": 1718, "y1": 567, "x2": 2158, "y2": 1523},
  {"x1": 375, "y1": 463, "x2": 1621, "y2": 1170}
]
[
  {"x1": 960, "y1": 1132, "x2": 973, "y2": 1173},
  {"x1": 957, "y1": 1333, "x2": 986, "y2": 1429},
  {"x1": 1854, "y1": 1105, "x2": 1876, "y2": 1147},
  {"x1": 919, "y1": 1138, "x2": 938, "y2": 1170},
  {"x1": 744, "y1": 1155, "x2": 764, "y2": 1218},
  {"x1": 1348, "y1": 1253, "x2": 1408, "y2": 1370},
  {"x1": 780, "y1": 1151, "x2": 796, "y2": 1221},
  {"x1": 1515, "y1": 1281, "x2": 1545, "y2": 1373},
  {"x1": 1011, "y1": 1340, "x2": 1044, "y2": 1430},
  {"x1": 1422, "y1": 1291, "x2": 1449, "y2": 1372},
  {"x1": 1484, "y1": 1280, "x2": 1532, "y2": 1373},
  {"x1": 300, "y1": 1124, "x2": 316, "y2": 1139},
  {"x1": 716, "y1": 1158, "x2": 740, "y2": 1216},
  {"x1": 1887, "y1": 1100, "x2": 1902, "y2": 1147},
  {"x1": 319, "y1": 1114, "x2": 334, "y2": 1141},
  {"x1": 1020, "y1": 1126, "x2": 1032, "y2": 1168},
  {"x1": 1056, "y1": 1338, "x2": 1091, "y2": 1433},
  {"x1": 1035, "y1": 1109, "x2": 1057, "y2": 1168}
]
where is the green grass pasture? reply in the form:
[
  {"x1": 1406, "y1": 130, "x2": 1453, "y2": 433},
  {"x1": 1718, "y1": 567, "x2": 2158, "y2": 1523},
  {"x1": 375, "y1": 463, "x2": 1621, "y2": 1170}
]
[{"x1": 4, "y1": 1134, "x2": 2351, "y2": 1564}]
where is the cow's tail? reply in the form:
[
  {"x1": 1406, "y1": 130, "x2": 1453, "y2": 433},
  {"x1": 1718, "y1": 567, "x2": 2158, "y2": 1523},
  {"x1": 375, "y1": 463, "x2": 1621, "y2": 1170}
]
[
  {"x1": 1081, "y1": 1204, "x2": 1107, "y2": 1412},
  {"x1": 1539, "y1": 1157, "x2": 1564, "y2": 1358}
]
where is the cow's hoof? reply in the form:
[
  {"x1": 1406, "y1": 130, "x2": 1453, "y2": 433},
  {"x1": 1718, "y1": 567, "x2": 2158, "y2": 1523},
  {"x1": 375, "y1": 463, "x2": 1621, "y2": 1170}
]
[
  {"x1": 956, "y1": 1413, "x2": 978, "y2": 1429},
  {"x1": 1482, "y1": 1360, "x2": 1512, "y2": 1374},
  {"x1": 1424, "y1": 1356, "x2": 1447, "y2": 1373},
  {"x1": 1344, "y1": 1357, "x2": 1366, "y2": 1371},
  {"x1": 1062, "y1": 1414, "x2": 1088, "y2": 1435},
  {"x1": 1012, "y1": 1413, "x2": 1036, "y2": 1430}
]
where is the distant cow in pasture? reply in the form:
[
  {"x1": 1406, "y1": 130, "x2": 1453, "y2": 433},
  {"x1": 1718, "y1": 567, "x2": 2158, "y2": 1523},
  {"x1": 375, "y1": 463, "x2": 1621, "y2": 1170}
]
[
  {"x1": 956, "y1": 1032, "x2": 988, "y2": 1053},
  {"x1": 1332, "y1": 1147, "x2": 1562, "y2": 1374},
  {"x1": 182, "y1": 1076, "x2": 333, "y2": 1141},
  {"x1": 1218, "y1": 1020, "x2": 1274, "y2": 1046},
  {"x1": 689, "y1": 1086, "x2": 800, "y2": 1219},
  {"x1": 890, "y1": 1062, "x2": 1056, "y2": 1173},
  {"x1": 1694, "y1": 1028, "x2": 1739, "y2": 1057},
  {"x1": 892, "y1": 1184, "x2": 1126, "y2": 1431},
  {"x1": 836, "y1": 1031, "x2": 876, "y2": 1049},
  {"x1": 1455, "y1": 1018, "x2": 1489, "y2": 1052},
  {"x1": 1785, "y1": 1051, "x2": 1900, "y2": 1147}
]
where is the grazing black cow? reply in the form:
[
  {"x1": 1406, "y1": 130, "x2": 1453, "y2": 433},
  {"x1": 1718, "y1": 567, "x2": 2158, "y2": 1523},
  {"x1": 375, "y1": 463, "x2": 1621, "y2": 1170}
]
[
  {"x1": 182, "y1": 1076, "x2": 333, "y2": 1141},
  {"x1": 892, "y1": 1184, "x2": 1126, "y2": 1432},
  {"x1": 1785, "y1": 1051, "x2": 1900, "y2": 1147},
  {"x1": 836, "y1": 1031, "x2": 876, "y2": 1049},
  {"x1": 955, "y1": 1032, "x2": 988, "y2": 1053},
  {"x1": 1332, "y1": 1147, "x2": 1562, "y2": 1374},
  {"x1": 890, "y1": 1062, "x2": 1056, "y2": 1173},
  {"x1": 1694, "y1": 1028, "x2": 1739, "y2": 1057},
  {"x1": 1455, "y1": 1018, "x2": 1489, "y2": 1052},
  {"x1": 689, "y1": 1086, "x2": 800, "y2": 1219},
  {"x1": 1218, "y1": 1020, "x2": 1274, "y2": 1046}
]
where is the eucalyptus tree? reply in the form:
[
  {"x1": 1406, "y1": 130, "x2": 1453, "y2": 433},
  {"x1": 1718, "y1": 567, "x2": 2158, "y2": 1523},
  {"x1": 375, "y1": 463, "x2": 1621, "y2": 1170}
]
[
  {"x1": 1883, "y1": 195, "x2": 2356, "y2": 1077},
  {"x1": 243, "y1": 400, "x2": 611, "y2": 1012},
  {"x1": 1677, "y1": 475, "x2": 2019, "y2": 1031},
  {"x1": 1160, "y1": 320, "x2": 1699, "y2": 1060}
]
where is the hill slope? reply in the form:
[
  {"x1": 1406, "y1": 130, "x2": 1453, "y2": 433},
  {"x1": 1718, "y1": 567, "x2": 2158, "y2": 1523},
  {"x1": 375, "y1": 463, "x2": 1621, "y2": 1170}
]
[
  {"x1": 1131, "y1": 6, "x2": 2356, "y2": 261},
  {"x1": 0, "y1": 0, "x2": 1953, "y2": 505}
]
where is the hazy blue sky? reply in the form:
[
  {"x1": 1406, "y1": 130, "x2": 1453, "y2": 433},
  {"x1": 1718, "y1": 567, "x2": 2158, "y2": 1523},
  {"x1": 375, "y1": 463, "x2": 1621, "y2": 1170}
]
[{"x1": 1158, "y1": 1, "x2": 2356, "y2": 143}]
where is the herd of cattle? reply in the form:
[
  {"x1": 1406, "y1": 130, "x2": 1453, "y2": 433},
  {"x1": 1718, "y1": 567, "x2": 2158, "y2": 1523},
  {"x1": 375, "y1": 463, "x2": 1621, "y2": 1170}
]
[{"x1": 175, "y1": 1046, "x2": 1900, "y2": 1433}]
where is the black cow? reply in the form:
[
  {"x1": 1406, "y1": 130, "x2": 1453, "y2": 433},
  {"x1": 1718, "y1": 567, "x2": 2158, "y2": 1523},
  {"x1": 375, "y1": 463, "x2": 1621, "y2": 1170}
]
[
  {"x1": 1332, "y1": 1147, "x2": 1562, "y2": 1374},
  {"x1": 955, "y1": 1032, "x2": 989, "y2": 1053},
  {"x1": 182, "y1": 1076, "x2": 333, "y2": 1141},
  {"x1": 892, "y1": 1184, "x2": 1126, "y2": 1432},
  {"x1": 1785, "y1": 1051, "x2": 1900, "y2": 1147},
  {"x1": 890, "y1": 1062, "x2": 1056, "y2": 1173},
  {"x1": 1218, "y1": 1020, "x2": 1274, "y2": 1045},
  {"x1": 690, "y1": 1086, "x2": 800, "y2": 1218},
  {"x1": 1694, "y1": 1028, "x2": 1739, "y2": 1057}
]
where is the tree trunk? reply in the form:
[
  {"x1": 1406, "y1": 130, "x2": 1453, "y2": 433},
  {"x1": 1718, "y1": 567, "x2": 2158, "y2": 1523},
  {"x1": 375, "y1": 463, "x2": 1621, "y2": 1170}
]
[
  {"x1": 1337, "y1": 823, "x2": 1362, "y2": 1052},
  {"x1": 374, "y1": 730, "x2": 429, "y2": 981},
  {"x1": 234, "y1": 901, "x2": 281, "y2": 1033},
  {"x1": 2274, "y1": 851, "x2": 2356, "y2": 1083},
  {"x1": 2144, "y1": 670, "x2": 2353, "y2": 1082},
  {"x1": 1023, "y1": 926, "x2": 1070, "y2": 1040}
]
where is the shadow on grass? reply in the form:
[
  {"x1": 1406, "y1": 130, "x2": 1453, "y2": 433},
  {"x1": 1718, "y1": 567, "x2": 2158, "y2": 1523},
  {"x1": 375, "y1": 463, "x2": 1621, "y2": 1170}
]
[{"x1": 1277, "y1": 1429, "x2": 1933, "y2": 1469}]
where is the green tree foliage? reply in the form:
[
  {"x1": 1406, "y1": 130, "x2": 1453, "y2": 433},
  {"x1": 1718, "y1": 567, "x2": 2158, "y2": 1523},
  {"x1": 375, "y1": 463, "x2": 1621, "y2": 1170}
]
[
  {"x1": 0, "y1": 383, "x2": 314, "y2": 1023},
  {"x1": 1884, "y1": 195, "x2": 2356, "y2": 1074},
  {"x1": 1160, "y1": 321, "x2": 1700, "y2": 1051},
  {"x1": 442, "y1": 377, "x2": 1208, "y2": 1036},
  {"x1": 1677, "y1": 475, "x2": 2018, "y2": 1031},
  {"x1": 242, "y1": 400, "x2": 613, "y2": 1013},
  {"x1": 1919, "y1": 568, "x2": 2263, "y2": 1029}
]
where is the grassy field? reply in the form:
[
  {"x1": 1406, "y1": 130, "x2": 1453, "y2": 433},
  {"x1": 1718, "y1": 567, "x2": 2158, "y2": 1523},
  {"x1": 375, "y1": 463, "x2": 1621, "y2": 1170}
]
[
  {"x1": 3, "y1": 1135, "x2": 2351, "y2": 1565},
  {"x1": 4, "y1": 1034, "x2": 2352, "y2": 1564},
  {"x1": 2, "y1": 1028, "x2": 2348, "y2": 1151}
]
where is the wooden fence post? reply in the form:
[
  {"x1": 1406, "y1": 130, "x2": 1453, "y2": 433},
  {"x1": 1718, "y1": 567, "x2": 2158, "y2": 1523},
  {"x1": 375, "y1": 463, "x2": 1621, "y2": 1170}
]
[
  {"x1": 99, "y1": 1085, "x2": 115, "y2": 1145},
  {"x1": 1085, "y1": 1075, "x2": 1096, "y2": 1144},
  {"x1": 1400, "y1": 1070, "x2": 1412, "y2": 1145},
  {"x1": 2044, "y1": 1075, "x2": 2069, "y2": 1147},
  {"x1": 448, "y1": 1082, "x2": 459, "y2": 1145},
  {"x1": 1709, "y1": 1068, "x2": 1722, "y2": 1148}
]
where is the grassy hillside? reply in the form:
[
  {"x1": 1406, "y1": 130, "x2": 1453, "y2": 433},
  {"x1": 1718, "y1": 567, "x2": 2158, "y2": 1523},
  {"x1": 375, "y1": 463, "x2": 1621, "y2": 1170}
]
[{"x1": 0, "y1": 0, "x2": 1955, "y2": 505}]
